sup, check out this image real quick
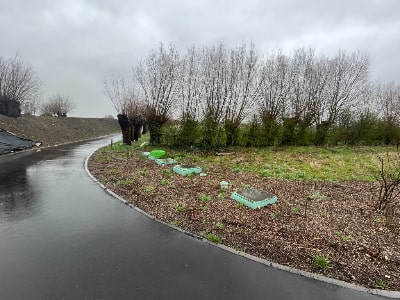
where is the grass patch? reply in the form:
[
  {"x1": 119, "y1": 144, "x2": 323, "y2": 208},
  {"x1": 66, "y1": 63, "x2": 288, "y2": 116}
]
[
  {"x1": 169, "y1": 146, "x2": 397, "y2": 182},
  {"x1": 313, "y1": 254, "x2": 331, "y2": 270},
  {"x1": 161, "y1": 168, "x2": 173, "y2": 176},
  {"x1": 177, "y1": 202, "x2": 186, "y2": 212},
  {"x1": 144, "y1": 185, "x2": 155, "y2": 193},
  {"x1": 116, "y1": 179, "x2": 128, "y2": 186},
  {"x1": 215, "y1": 221, "x2": 224, "y2": 229},
  {"x1": 334, "y1": 231, "x2": 352, "y2": 241},
  {"x1": 171, "y1": 220, "x2": 181, "y2": 226},
  {"x1": 291, "y1": 207, "x2": 300, "y2": 215},
  {"x1": 97, "y1": 143, "x2": 398, "y2": 182},
  {"x1": 217, "y1": 192, "x2": 226, "y2": 199},
  {"x1": 200, "y1": 194, "x2": 211, "y2": 202},
  {"x1": 375, "y1": 279, "x2": 390, "y2": 290},
  {"x1": 160, "y1": 179, "x2": 171, "y2": 186},
  {"x1": 203, "y1": 232, "x2": 220, "y2": 243},
  {"x1": 307, "y1": 192, "x2": 328, "y2": 201}
]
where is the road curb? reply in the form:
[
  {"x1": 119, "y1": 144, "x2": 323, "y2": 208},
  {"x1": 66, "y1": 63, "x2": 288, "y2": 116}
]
[{"x1": 84, "y1": 149, "x2": 400, "y2": 299}]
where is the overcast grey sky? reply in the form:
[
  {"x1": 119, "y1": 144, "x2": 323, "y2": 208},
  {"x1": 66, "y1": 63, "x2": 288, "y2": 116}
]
[{"x1": 1, "y1": 0, "x2": 399, "y2": 117}]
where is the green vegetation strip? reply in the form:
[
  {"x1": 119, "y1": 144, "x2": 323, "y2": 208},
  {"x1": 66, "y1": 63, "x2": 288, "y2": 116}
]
[
  {"x1": 93, "y1": 140, "x2": 398, "y2": 182},
  {"x1": 168, "y1": 146, "x2": 398, "y2": 182}
]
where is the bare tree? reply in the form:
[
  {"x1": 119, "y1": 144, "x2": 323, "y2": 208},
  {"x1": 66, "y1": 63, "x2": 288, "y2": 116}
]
[
  {"x1": 134, "y1": 43, "x2": 182, "y2": 144},
  {"x1": 104, "y1": 76, "x2": 143, "y2": 117},
  {"x1": 179, "y1": 46, "x2": 203, "y2": 121},
  {"x1": 171, "y1": 47, "x2": 204, "y2": 146},
  {"x1": 224, "y1": 43, "x2": 260, "y2": 145},
  {"x1": 196, "y1": 44, "x2": 230, "y2": 147},
  {"x1": 287, "y1": 48, "x2": 316, "y2": 122},
  {"x1": 373, "y1": 82, "x2": 400, "y2": 144},
  {"x1": 21, "y1": 95, "x2": 41, "y2": 115},
  {"x1": 376, "y1": 82, "x2": 400, "y2": 124},
  {"x1": 41, "y1": 93, "x2": 75, "y2": 117},
  {"x1": 199, "y1": 44, "x2": 229, "y2": 123},
  {"x1": 257, "y1": 50, "x2": 291, "y2": 144},
  {"x1": 323, "y1": 50, "x2": 370, "y2": 125},
  {"x1": 0, "y1": 54, "x2": 41, "y2": 117}
]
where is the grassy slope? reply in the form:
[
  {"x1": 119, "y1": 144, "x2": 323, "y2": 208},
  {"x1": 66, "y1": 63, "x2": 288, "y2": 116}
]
[{"x1": 0, "y1": 114, "x2": 120, "y2": 147}]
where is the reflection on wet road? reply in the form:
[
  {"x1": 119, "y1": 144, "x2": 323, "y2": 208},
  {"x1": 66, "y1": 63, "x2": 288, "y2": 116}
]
[{"x1": 0, "y1": 136, "x2": 388, "y2": 299}]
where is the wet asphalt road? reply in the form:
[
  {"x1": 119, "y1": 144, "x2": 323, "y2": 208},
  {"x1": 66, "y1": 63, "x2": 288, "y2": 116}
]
[{"x1": 0, "y1": 136, "x2": 394, "y2": 299}]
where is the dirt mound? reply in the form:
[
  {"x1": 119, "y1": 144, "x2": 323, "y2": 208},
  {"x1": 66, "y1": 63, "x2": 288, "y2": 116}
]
[{"x1": 0, "y1": 114, "x2": 120, "y2": 147}]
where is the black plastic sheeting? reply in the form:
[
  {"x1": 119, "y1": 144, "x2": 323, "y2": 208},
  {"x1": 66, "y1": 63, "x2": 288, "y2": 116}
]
[{"x1": 0, "y1": 129, "x2": 36, "y2": 155}]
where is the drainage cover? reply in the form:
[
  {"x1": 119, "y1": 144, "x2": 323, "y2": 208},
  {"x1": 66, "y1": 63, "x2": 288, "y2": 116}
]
[
  {"x1": 173, "y1": 164, "x2": 202, "y2": 176},
  {"x1": 150, "y1": 149, "x2": 166, "y2": 159},
  {"x1": 155, "y1": 158, "x2": 177, "y2": 165},
  {"x1": 231, "y1": 187, "x2": 277, "y2": 209}
]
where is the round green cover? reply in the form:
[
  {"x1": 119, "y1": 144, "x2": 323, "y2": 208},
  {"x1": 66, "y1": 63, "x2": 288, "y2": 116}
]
[{"x1": 150, "y1": 149, "x2": 166, "y2": 158}]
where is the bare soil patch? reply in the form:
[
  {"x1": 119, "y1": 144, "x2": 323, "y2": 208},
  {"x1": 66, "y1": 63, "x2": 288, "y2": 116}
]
[{"x1": 88, "y1": 148, "x2": 400, "y2": 291}]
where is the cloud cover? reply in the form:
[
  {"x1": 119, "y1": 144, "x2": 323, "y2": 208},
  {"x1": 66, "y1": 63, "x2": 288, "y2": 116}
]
[{"x1": 1, "y1": 0, "x2": 399, "y2": 117}]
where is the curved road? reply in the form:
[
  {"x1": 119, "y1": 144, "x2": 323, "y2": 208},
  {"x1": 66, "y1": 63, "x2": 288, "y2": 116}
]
[{"x1": 0, "y1": 136, "x2": 394, "y2": 299}]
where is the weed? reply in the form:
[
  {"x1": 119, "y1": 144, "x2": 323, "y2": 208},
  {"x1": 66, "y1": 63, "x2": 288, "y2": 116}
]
[
  {"x1": 116, "y1": 178, "x2": 136, "y2": 186},
  {"x1": 171, "y1": 220, "x2": 181, "y2": 226},
  {"x1": 334, "y1": 231, "x2": 351, "y2": 241},
  {"x1": 200, "y1": 194, "x2": 211, "y2": 202},
  {"x1": 128, "y1": 178, "x2": 137, "y2": 185},
  {"x1": 217, "y1": 192, "x2": 226, "y2": 199},
  {"x1": 116, "y1": 179, "x2": 127, "y2": 186},
  {"x1": 313, "y1": 254, "x2": 331, "y2": 270},
  {"x1": 234, "y1": 246, "x2": 243, "y2": 252},
  {"x1": 389, "y1": 224, "x2": 399, "y2": 232},
  {"x1": 237, "y1": 202, "x2": 244, "y2": 207},
  {"x1": 139, "y1": 170, "x2": 149, "y2": 176},
  {"x1": 161, "y1": 179, "x2": 171, "y2": 186},
  {"x1": 233, "y1": 168, "x2": 243, "y2": 173},
  {"x1": 215, "y1": 221, "x2": 224, "y2": 229},
  {"x1": 307, "y1": 192, "x2": 328, "y2": 201},
  {"x1": 374, "y1": 217, "x2": 384, "y2": 223},
  {"x1": 269, "y1": 212, "x2": 277, "y2": 220},
  {"x1": 108, "y1": 168, "x2": 118, "y2": 175},
  {"x1": 203, "y1": 232, "x2": 220, "y2": 243},
  {"x1": 161, "y1": 168, "x2": 173, "y2": 176},
  {"x1": 375, "y1": 279, "x2": 390, "y2": 290},
  {"x1": 186, "y1": 172, "x2": 196, "y2": 178},
  {"x1": 291, "y1": 207, "x2": 300, "y2": 214},
  {"x1": 263, "y1": 163, "x2": 271, "y2": 169},
  {"x1": 144, "y1": 185, "x2": 155, "y2": 193},
  {"x1": 177, "y1": 202, "x2": 186, "y2": 212}
]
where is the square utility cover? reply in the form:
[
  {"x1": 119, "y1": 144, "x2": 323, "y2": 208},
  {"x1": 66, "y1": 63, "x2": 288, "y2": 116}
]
[{"x1": 231, "y1": 187, "x2": 277, "y2": 209}]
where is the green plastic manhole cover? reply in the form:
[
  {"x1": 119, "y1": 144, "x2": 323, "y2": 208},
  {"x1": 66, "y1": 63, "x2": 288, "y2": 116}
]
[
  {"x1": 150, "y1": 150, "x2": 166, "y2": 159},
  {"x1": 231, "y1": 187, "x2": 277, "y2": 209}
]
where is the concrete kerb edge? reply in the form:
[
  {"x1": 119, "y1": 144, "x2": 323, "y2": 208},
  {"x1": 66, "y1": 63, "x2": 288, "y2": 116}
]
[{"x1": 84, "y1": 150, "x2": 400, "y2": 299}]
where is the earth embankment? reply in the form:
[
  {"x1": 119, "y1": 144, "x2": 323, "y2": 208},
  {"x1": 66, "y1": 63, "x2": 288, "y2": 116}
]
[{"x1": 0, "y1": 114, "x2": 120, "y2": 148}]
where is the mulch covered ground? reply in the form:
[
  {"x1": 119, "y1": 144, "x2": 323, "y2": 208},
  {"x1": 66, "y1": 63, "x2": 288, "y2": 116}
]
[{"x1": 88, "y1": 148, "x2": 400, "y2": 291}]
